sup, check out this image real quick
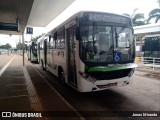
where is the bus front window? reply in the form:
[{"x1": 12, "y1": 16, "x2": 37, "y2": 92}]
[
  {"x1": 80, "y1": 26, "x2": 113, "y2": 63},
  {"x1": 114, "y1": 27, "x2": 134, "y2": 61},
  {"x1": 80, "y1": 25, "x2": 135, "y2": 64}
]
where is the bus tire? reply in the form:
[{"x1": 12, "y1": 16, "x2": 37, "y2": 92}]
[{"x1": 58, "y1": 67, "x2": 65, "y2": 84}]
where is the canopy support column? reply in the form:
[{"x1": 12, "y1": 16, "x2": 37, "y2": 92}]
[{"x1": 22, "y1": 32, "x2": 25, "y2": 66}]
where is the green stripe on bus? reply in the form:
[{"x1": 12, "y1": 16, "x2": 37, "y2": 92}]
[{"x1": 87, "y1": 64, "x2": 137, "y2": 72}]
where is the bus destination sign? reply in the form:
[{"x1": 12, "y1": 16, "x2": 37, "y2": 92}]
[{"x1": 88, "y1": 13, "x2": 129, "y2": 24}]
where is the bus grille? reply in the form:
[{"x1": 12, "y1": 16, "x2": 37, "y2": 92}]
[{"x1": 88, "y1": 69, "x2": 132, "y2": 80}]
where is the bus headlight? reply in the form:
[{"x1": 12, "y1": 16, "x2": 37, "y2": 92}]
[{"x1": 79, "y1": 71, "x2": 96, "y2": 83}]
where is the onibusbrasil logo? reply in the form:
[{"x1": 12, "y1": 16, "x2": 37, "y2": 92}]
[{"x1": 1, "y1": 112, "x2": 42, "y2": 118}]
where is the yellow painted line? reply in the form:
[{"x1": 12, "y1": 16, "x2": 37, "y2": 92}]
[{"x1": 0, "y1": 55, "x2": 16, "y2": 77}]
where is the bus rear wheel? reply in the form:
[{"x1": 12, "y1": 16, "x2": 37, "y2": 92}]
[{"x1": 58, "y1": 68, "x2": 65, "y2": 84}]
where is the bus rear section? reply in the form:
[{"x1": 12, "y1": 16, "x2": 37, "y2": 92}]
[
  {"x1": 27, "y1": 41, "x2": 38, "y2": 62},
  {"x1": 37, "y1": 36, "x2": 47, "y2": 69}
]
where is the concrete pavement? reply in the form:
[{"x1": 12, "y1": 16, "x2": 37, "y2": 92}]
[{"x1": 0, "y1": 53, "x2": 159, "y2": 119}]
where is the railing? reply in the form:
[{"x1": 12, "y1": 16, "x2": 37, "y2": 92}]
[{"x1": 135, "y1": 57, "x2": 160, "y2": 72}]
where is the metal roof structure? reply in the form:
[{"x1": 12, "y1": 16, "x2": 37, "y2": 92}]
[
  {"x1": 0, "y1": 0, "x2": 75, "y2": 35},
  {"x1": 134, "y1": 22, "x2": 160, "y2": 38}
]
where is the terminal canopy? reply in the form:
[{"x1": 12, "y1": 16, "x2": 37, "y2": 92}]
[{"x1": 0, "y1": 0, "x2": 75, "y2": 35}]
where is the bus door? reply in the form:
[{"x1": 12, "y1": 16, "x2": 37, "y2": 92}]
[
  {"x1": 67, "y1": 27, "x2": 77, "y2": 87},
  {"x1": 37, "y1": 42, "x2": 40, "y2": 63},
  {"x1": 44, "y1": 39, "x2": 47, "y2": 68},
  {"x1": 47, "y1": 36, "x2": 52, "y2": 68}
]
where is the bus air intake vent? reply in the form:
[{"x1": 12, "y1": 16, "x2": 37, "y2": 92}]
[{"x1": 88, "y1": 69, "x2": 132, "y2": 80}]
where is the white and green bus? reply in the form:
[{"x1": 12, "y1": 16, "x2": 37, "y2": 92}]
[
  {"x1": 27, "y1": 41, "x2": 38, "y2": 62},
  {"x1": 37, "y1": 11, "x2": 137, "y2": 92}
]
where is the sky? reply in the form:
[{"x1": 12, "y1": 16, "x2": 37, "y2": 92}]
[
  {"x1": 44, "y1": 0, "x2": 159, "y2": 31},
  {"x1": 0, "y1": 0, "x2": 159, "y2": 48}
]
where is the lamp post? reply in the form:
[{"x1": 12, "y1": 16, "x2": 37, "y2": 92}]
[{"x1": 131, "y1": 8, "x2": 139, "y2": 19}]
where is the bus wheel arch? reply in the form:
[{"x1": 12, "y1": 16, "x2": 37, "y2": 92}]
[{"x1": 58, "y1": 66, "x2": 65, "y2": 84}]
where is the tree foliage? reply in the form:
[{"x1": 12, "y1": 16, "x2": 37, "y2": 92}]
[
  {"x1": 147, "y1": 8, "x2": 160, "y2": 23},
  {"x1": 0, "y1": 43, "x2": 12, "y2": 49},
  {"x1": 123, "y1": 13, "x2": 146, "y2": 26},
  {"x1": 16, "y1": 42, "x2": 24, "y2": 50},
  {"x1": 132, "y1": 13, "x2": 146, "y2": 26}
]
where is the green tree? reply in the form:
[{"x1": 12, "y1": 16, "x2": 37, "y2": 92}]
[
  {"x1": 5, "y1": 43, "x2": 12, "y2": 49},
  {"x1": 123, "y1": 13, "x2": 146, "y2": 26},
  {"x1": 16, "y1": 42, "x2": 24, "y2": 50},
  {"x1": 0, "y1": 43, "x2": 12, "y2": 49},
  {"x1": 147, "y1": 0, "x2": 160, "y2": 23},
  {"x1": 147, "y1": 8, "x2": 160, "y2": 23},
  {"x1": 132, "y1": 13, "x2": 146, "y2": 26}
]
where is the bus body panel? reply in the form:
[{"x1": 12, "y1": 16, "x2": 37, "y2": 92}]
[
  {"x1": 46, "y1": 49, "x2": 66, "y2": 77},
  {"x1": 78, "y1": 75, "x2": 134, "y2": 92},
  {"x1": 77, "y1": 56, "x2": 136, "y2": 92}
]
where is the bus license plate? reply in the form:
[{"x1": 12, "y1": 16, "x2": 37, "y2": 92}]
[{"x1": 107, "y1": 82, "x2": 117, "y2": 87}]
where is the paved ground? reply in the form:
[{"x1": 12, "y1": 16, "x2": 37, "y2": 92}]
[
  {"x1": 136, "y1": 65, "x2": 160, "y2": 80},
  {"x1": 0, "y1": 53, "x2": 159, "y2": 120},
  {"x1": 0, "y1": 54, "x2": 32, "y2": 111},
  {"x1": 0, "y1": 53, "x2": 83, "y2": 120}
]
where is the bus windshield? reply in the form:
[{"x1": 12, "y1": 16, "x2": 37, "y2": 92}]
[{"x1": 80, "y1": 25, "x2": 134, "y2": 64}]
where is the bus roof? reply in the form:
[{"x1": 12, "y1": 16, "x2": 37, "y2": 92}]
[{"x1": 48, "y1": 11, "x2": 132, "y2": 34}]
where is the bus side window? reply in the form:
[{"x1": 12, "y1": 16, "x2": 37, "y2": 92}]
[
  {"x1": 53, "y1": 38, "x2": 56, "y2": 49},
  {"x1": 49, "y1": 36, "x2": 55, "y2": 49},
  {"x1": 74, "y1": 29, "x2": 76, "y2": 48},
  {"x1": 56, "y1": 29, "x2": 65, "y2": 49}
]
